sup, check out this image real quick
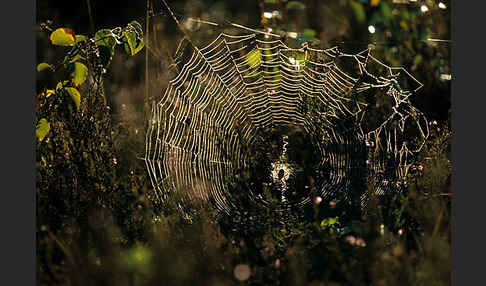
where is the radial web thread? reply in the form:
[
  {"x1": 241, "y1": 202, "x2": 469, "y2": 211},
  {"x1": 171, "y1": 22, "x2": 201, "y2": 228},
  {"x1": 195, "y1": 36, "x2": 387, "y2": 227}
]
[{"x1": 145, "y1": 32, "x2": 429, "y2": 216}]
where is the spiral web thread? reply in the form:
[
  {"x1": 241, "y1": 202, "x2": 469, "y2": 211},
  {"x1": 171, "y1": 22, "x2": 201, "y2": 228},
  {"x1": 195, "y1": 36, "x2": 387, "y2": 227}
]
[{"x1": 145, "y1": 32, "x2": 429, "y2": 215}]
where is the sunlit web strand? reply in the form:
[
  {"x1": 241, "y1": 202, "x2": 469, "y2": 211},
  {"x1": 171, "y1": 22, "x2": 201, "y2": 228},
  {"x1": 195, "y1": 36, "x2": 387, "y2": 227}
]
[{"x1": 145, "y1": 31, "x2": 429, "y2": 215}]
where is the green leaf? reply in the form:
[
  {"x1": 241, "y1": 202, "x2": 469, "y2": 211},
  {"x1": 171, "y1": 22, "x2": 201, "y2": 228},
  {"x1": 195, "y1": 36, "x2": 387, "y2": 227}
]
[
  {"x1": 37, "y1": 63, "x2": 54, "y2": 72},
  {"x1": 50, "y1": 28, "x2": 76, "y2": 46},
  {"x1": 123, "y1": 31, "x2": 144, "y2": 56},
  {"x1": 391, "y1": 80, "x2": 402, "y2": 92},
  {"x1": 122, "y1": 21, "x2": 144, "y2": 56},
  {"x1": 94, "y1": 29, "x2": 117, "y2": 67},
  {"x1": 65, "y1": 87, "x2": 81, "y2": 110},
  {"x1": 320, "y1": 217, "x2": 339, "y2": 229},
  {"x1": 300, "y1": 29, "x2": 317, "y2": 42},
  {"x1": 320, "y1": 220, "x2": 328, "y2": 228},
  {"x1": 75, "y1": 35, "x2": 87, "y2": 43},
  {"x1": 350, "y1": 2, "x2": 366, "y2": 24},
  {"x1": 302, "y1": 29, "x2": 316, "y2": 38},
  {"x1": 68, "y1": 54, "x2": 85, "y2": 63},
  {"x1": 380, "y1": 2, "x2": 392, "y2": 21},
  {"x1": 414, "y1": 54, "x2": 423, "y2": 65},
  {"x1": 36, "y1": 118, "x2": 50, "y2": 142},
  {"x1": 287, "y1": 52, "x2": 307, "y2": 67},
  {"x1": 128, "y1": 21, "x2": 143, "y2": 37},
  {"x1": 94, "y1": 29, "x2": 117, "y2": 49},
  {"x1": 70, "y1": 62, "x2": 88, "y2": 86},
  {"x1": 56, "y1": 80, "x2": 70, "y2": 91},
  {"x1": 122, "y1": 244, "x2": 152, "y2": 275},
  {"x1": 246, "y1": 49, "x2": 262, "y2": 68},
  {"x1": 39, "y1": 89, "x2": 55, "y2": 99},
  {"x1": 286, "y1": 1, "x2": 306, "y2": 10}
]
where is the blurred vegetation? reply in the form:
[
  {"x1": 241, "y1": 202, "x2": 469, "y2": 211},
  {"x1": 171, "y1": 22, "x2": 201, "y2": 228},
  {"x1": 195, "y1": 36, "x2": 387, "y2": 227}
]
[{"x1": 36, "y1": 0, "x2": 450, "y2": 285}]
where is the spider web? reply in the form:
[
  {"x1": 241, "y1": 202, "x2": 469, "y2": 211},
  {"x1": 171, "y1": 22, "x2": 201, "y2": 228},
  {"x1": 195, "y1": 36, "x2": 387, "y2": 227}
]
[{"x1": 145, "y1": 32, "x2": 429, "y2": 216}]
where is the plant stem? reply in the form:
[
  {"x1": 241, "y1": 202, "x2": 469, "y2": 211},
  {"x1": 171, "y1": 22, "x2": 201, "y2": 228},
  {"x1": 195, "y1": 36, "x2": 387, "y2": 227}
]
[
  {"x1": 86, "y1": 0, "x2": 95, "y2": 35},
  {"x1": 145, "y1": 0, "x2": 151, "y2": 121}
]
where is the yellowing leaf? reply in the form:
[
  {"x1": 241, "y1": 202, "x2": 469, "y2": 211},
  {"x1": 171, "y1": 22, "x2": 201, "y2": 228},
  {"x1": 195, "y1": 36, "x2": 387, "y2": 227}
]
[
  {"x1": 37, "y1": 63, "x2": 54, "y2": 72},
  {"x1": 50, "y1": 28, "x2": 76, "y2": 46},
  {"x1": 56, "y1": 80, "x2": 70, "y2": 91},
  {"x1": 371, "y1": 0, "x2": 380, "y2": 7},
  {"x1": 36, "y1": 118, "x2": 50, "y2": 142},
  {"x1": 75, "y1": 35, "x2": 87, "y2": 43},
  {"x1": 414, "y1": 54, "x2": 423, "y2": 65},
  {"x1": 70, "y1": 62, "x2": 88, "y2": 86},
  {"x1": 40, "y1": 89, "x2": 55, "y2": 98},
  {"x1": 320, "y1": 217, "x2": 338, "y2": 229},
  {"x1": 400, "y1": 21, "x2": 408, "y2": 31},
  {"x1": 350, "y1": 2, "x2": 366, "y2": 24},
  {"x1": 68, "y1": 54, "x2": 85, "y2": 63},
  {"x1": 246, "y1": 49, "x2": 262, "y2": 68},
  {"x1": 65, "y1": 87, "x2": 81, "y2": 110}
]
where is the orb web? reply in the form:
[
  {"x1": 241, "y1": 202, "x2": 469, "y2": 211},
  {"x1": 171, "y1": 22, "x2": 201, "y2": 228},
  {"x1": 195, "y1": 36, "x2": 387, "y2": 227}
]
[{"x1": 145, "y1": 32, "x2": 428, "y2": 216}]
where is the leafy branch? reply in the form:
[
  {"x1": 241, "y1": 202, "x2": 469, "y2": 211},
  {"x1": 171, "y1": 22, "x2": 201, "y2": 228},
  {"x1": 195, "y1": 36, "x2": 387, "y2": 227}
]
[{"x1": 36, "y1": 21, "x2": 145, "y2": 142}]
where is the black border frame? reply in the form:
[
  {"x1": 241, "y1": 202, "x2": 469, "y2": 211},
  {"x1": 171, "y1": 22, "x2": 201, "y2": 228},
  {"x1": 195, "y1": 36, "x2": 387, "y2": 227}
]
[
  {"x1": 451, "y1": 0, "x2": 485, "y2": 285},
  {"x1": 2, "y1": 0, "x2": 36, "y2": 285}
]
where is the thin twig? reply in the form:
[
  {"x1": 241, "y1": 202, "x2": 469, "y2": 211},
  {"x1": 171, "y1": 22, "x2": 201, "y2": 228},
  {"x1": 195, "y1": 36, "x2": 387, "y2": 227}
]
[
  {"x1": 86, "y1": 0, "x2": 95, "y2": 35},
  {"x1": 150, "y1": 5, "x2": 451, "y2": 46},
  {"x1": 152, "y1": 6, "x2": 160, "y2": 56},
  {"x1": 145, "y1": 0, "x2": 151, "y2": 119},
  {"x1": 427, "y1": 38, "x2": 451, "y2": 43},
  {"x1": 228, "y1": 22, "x2": 281, "y2": 38},
  {"x1": 160, "y1": 0, "x2": 197, "y2": 50},
  {"x1": 432, "y1": 203, "x2": 445, "y2": 237},
  {"x1": 152, "y1": 22, "x2": 182, "y2": 74},
  {"x1": 47, "y1": 231, "x2": 76, "y2": 266}
]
